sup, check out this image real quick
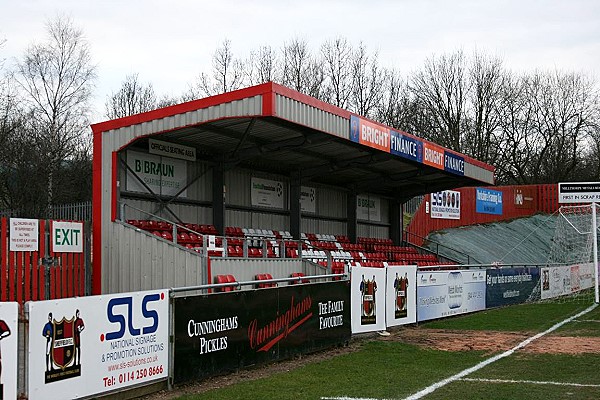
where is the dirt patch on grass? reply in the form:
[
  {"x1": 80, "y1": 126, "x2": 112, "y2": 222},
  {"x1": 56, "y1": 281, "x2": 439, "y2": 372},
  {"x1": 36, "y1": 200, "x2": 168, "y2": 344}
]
[{"x1": 389, "y1": 327, "x2": 600, "y2": 355}]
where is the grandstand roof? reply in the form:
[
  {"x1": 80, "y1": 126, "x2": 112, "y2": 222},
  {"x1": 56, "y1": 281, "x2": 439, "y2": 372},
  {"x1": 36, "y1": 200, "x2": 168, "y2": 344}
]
[{"x1": 92, "y1": 82, "x2": 495, "y2": 202}]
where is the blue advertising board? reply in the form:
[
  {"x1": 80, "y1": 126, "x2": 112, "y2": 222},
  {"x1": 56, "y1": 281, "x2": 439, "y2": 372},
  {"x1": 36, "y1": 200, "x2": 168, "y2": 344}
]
[
  {"x1": 390, "y1": 130, "x2": 423, "y2": 163},
  {"x1": 485, "y1": 267, "x2": 540, "y2": 308},
  {"x1": 444, "y1": 152, "x2": 464, "y2": 176},
  {"x1": 476, "y1": 188, "x2": 503, "y2": 215}
]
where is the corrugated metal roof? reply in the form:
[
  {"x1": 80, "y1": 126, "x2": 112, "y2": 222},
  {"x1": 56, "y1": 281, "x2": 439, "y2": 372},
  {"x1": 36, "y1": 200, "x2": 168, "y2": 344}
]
[{"x1": 94, "y1": 82, "x2": 495, "y2": 201}]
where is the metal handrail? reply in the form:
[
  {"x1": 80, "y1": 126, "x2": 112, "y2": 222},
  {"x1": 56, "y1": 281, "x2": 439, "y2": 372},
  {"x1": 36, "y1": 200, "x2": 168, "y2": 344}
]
[
  {"x1": 403, "y1": 230, "x2": 478, "y2": 264},
  {"x1": 169, "y1": 272, "x2": 348, "y2": 297}
]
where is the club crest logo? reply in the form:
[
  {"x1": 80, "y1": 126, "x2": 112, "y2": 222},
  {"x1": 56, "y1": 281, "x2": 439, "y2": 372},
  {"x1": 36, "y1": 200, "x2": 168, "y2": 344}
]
[
  {"x1": 394, "y1": 272, "x2": 409, "y2": 319},
  {"x1": 43, "y1": 310, "x2": 85, "y2": 383},
  {"x1": 359, "y1": 275, "x2": 377, "y2": 325}
]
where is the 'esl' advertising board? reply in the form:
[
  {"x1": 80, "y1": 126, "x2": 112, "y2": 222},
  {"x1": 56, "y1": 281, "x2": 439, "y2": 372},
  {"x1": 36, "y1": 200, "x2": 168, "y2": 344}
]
[
  {"x1": 417, "y1": 269, "x2": 486, "y2": 322},
  {"x1": 27, "y1": 290, "x2": 169, "y2": 400},
  {"x1": 430, "y1": 190, "x2": 461, "y2": 220},
  {"x1": 174, "y1": 281, "x2": 350, "y2": 383}
]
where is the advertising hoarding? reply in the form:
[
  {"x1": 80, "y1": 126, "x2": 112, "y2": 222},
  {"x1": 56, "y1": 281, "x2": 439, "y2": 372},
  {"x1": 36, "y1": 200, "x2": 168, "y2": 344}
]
[
  {"x1": 558, "y1": 182, "x2": 600, "y2": 203},
  {"x1": 349, "y1": 115, "x2": 390, "y2": 153},
  {"x1": 350, "y1": 267, "x2": 387, "y2": 333},
  {"x1": 357, "y1": 195, "x2": 381, "y2": 222},
  {"x1": 423, "y1": 142, "x2": 445, "y2": 170},
  {"x1": 541, "y1": 263, "x2": 595, "y2": 300},
  {"x1": 417, "y1": 269, "x2": 486, "y2": 322},
  {"x1": 390, "y1": 130, "x2": 423, "y2": 163},
  {"x1": 251, "y1": 177, "x2": 285, "y2": 209},
  {"x1": 430, "y1": 190, "x2": 461, "y2": 220},
  {"x1": 300, "y1": 186, "x2": 316, "y2": 213},
  {"x1": 385, "y1": 266, "x2": 417, "y2": 327},
  {"x1": 476, "y1": 188, "x2": 503, "y2": 215},
  {"x1": 0, "y1": 302, "x2": 18, "y2": 400},
  {"x1": 27, "y1": 290, "x2": 169, "y2": 400},
  {"x1": 174, "y1": 282, "x2": 350, "y2": 383},
  {"x1": 444, "y1": 152, "x2": 464, "y2": 176},
  {"x1": 485, "y1": 267, "x2": 540, "y2": 307},
  {"x1": 126, "y1": 150, "x2": 188, "y2": 197}
]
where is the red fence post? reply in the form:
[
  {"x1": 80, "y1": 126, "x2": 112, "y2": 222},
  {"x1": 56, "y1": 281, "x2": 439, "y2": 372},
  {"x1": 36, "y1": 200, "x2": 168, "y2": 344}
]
[
  {"x1": 9, "y1": 251, "x2": 15, "y2": 302},
  {"x1": 39, "y1": 219, "x2": 46, "y2": 300},
  {"x1": 1, "y1": 217, "x2": 6, "y2": 302},
  {"x1": 16, "y1": 251, "x2": 23, "y2": 304}
]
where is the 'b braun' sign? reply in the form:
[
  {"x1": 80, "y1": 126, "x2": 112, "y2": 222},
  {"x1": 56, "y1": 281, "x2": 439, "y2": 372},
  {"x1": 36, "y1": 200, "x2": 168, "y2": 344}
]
[{"x1": 51, "y1": 221, "x2": 84, "y2": 253}]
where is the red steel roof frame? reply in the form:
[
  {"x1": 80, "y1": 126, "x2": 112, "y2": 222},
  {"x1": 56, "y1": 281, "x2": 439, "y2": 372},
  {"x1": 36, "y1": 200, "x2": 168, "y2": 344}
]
[{"x1": 91, "y1": 81, "x2": 495, "y2": 295}]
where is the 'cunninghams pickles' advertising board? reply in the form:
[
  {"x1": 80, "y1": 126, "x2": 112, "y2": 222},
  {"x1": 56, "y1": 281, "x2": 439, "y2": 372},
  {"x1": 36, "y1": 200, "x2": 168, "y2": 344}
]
[
  {"x1": 417, "y1": 270, "x2": 486, "y2": 322},
  {"x1": 173, "y1": 281, "x2": 350, "y2": 383},
  {"x1": 27, "y1": 290, "x2": 169, "y2": 400}
]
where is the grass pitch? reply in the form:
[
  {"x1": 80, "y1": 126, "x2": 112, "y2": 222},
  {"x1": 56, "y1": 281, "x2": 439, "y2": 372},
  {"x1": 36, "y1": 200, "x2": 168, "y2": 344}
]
[{"x1": 173, "y1": 299, "x2": 600, "y2": 400}]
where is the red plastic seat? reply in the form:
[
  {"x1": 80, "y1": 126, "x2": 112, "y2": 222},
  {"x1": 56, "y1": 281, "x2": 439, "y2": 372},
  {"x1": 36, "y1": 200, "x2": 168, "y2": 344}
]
[{"x1": 290, "y1": 272, "x2": 309, "y2": 284}]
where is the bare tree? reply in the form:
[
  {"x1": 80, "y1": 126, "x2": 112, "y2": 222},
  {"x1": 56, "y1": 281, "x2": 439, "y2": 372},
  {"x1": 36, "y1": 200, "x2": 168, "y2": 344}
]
[
  {"x1": 409, "y1": 50, "x2": 468, "y2": 150},
  {"x1": 496, "y1": 70, "x2": 599, "y2": 184},
  {"x1": 462, "y1": 52, "x2": 505, "y2": 165},
  {"x1": 349, "y1": 44, "x2": 386, "y2": 119},
  {"x1": 188, "y1": 39, "x2": 246, "y2": 98},
  {"x1": 16, "y1": 16, "x2": 96, "y2": 212},
  {"x1": 281, "y1": 37, "x2": 324, "y2": 98},
  {"x1": 105, "y1": 73, "x2": 157, "y2": 119},
  {"x1": 321, "y1": 37, "x2": 353, "y2": 108},
  {"x1": 247, "y1": 45, "x2": 279, "y2": 85}
]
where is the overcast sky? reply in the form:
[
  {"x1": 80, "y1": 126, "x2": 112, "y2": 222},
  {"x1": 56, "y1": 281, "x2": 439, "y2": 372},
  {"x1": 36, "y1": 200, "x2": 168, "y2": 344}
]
[{"x1": 1, "y1": 0, "x2": 599, "y2": 123}]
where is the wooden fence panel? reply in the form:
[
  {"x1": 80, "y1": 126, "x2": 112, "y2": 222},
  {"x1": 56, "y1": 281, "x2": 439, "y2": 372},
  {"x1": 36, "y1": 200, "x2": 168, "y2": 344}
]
[{"x1": 0, "y1": 217, "x2": 89, "y2": 304}]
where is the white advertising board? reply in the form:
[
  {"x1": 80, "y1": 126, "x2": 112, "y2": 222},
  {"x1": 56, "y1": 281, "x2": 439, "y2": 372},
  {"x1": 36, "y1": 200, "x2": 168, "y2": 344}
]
[
  {"x1": 126, "y1": 150, "x2": 188, "y2": 197},
  {"x1": 27, "y1": 289, "x2": 169, "y2": 400},
  {"x1": 417, "y1": 269, "x2": 486, "y2": 322},
  {"x1": 0, "y1": 302, "x2": 18, "y2": 400},
  {"x1": 430, "y1": 190, "x2": 461, "y2": 220},
  {"x1": 350, "y1": 267, "x2": 387, "y2": 333},
  {"x1": 385, "y1": 265, "x2": 417, "y2": 327},
  {"x1": 300, "y1": 186, "x2": 316, "y2": 213},
  {"x1": 541, "y1": 263, "x2": 595, "y2": 300},
  {"x1": 10, "y1": 218, "x2": 39, "y2": 252},
  {"x1": 51, "y1": 221, "x2": 84, "y2": 253},
  {"x1": 558, "y1": 182, "x2": 600, "y2": 203},
  {"x1": 357, "y1": 195, "x2": 381, "y2": 222},
  {"x1": 251, "y1": 177, "x2": 284, "y2": 209}
]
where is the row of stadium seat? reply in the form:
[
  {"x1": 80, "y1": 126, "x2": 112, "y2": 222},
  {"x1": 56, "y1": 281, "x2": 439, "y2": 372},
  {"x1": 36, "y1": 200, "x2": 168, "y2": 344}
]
[
  {"x1": 127, "y1": 219, "x2": 447, "y2": 267},
  {"x1": 213, "y1": 272, "x2": 310, "y2": 292}
]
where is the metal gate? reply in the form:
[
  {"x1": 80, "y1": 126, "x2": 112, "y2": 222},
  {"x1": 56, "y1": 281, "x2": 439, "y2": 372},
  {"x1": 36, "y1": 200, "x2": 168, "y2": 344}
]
[{"x1": 0, "y1": 217, "x2": 91, "y2": 304}]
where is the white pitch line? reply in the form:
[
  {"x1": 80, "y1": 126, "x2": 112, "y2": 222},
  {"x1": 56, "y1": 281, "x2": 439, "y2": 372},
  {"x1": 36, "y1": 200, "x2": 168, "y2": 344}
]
[
  {"x1": 401, "y1": 303, "x2": 598, "y2": 400},
  {"x1": 460, "y1": 377, "x2": 600, "y2": 388},
  {"x1": 321, "y1": 397, "x2": 391, "y2": 400}
]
